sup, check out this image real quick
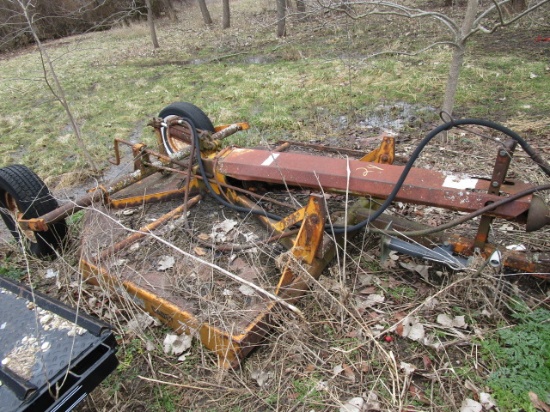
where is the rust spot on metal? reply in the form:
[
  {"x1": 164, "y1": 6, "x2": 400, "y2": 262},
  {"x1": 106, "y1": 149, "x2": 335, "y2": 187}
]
[{"x1": 474, "y1": 139, "x2": 517, "y2": 248}]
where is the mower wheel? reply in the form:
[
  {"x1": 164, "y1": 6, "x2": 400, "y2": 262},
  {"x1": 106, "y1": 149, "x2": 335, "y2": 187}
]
[
  {"x1": 0, "y1": 165, "x2": 67, "y2": 258},
  {"x1": 159, "y1": 102, "x2": 215, "y2": 155}
]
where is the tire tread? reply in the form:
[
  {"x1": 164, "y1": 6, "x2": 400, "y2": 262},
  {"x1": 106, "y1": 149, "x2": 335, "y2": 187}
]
[{"x1": 0, "y1": 165, "x2": 67, "y2": 258}]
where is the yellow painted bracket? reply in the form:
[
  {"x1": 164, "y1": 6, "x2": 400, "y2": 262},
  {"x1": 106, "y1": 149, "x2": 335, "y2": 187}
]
[
  {"x1": 275, "y1": 195, "x2": 326, "y2": 294},
  {"x1": 359, "y1": 135, "x2": 395, "y2": 164}
]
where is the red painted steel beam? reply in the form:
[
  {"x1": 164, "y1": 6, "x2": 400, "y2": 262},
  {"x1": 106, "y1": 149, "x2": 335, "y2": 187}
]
[{"x1": 215, "y1": 148, "x2": 535, "y2": 221}]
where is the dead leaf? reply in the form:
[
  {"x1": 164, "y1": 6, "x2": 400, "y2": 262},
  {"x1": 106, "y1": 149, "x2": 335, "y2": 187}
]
[
  {"x1": 400, "y1": 261, "x2": 431, "y2": 281},
  {"x1": 402, "y1": 316, "x2": 425, "y2": 342},
  {"x1": 333, "y1": 364, "x2": 344, "y2": 377},
  {"x1": 211, "y1": 219, "x2": 238, "y2": 242},
  {"x1": 394, "y1": 312, "x2": 406, "y2": 336},
  {"x1": 230, "y1": 257, "x2": 259, "y2": 282},
  {"x1": 365, "y1": 391, "x2": 381, "y2": 410},
  {"x1": 305, "y1": 364, "x2": 316, "y2": 372},
  {"x1": 126, "y1": 312, "x2": 158, "y2": 334},
  {"x1": 193, "y1": 246, "x2": 207, "y2": 256},
  {"x1": 357, "y1": 293, "x2": 385, "y2": 309},
  {"x1": 242, "y1": 231, "x2": 259, "y2": 242},
  {"x1": 45, "y1": 269, "x2": 58, "y2": 279},
  {"x1": 250, "y1": 369, "x2": 274, "y2": 387},
  {"x1": 359, "y1": 286, "x2": 377, "y2": 295},
  {"x1": 423, "y1": 297, "x2": 439, "y2": 311},
  {"x1": 342, "y1": 363, "x2": 356, "y2": 382},
  {"x1": 340, "y1": 397, "x2": 365, "y2": 412},
  {"x1": 436, "y1": 313, "x2": 454, "y2": 327},
  {"x1": 358, "y1": 274, "x2": 374, "y2": 286},
  {"x1": 359, "y1": 361, "x2": 370, "y2": 373},
  {"x1": 529, "y1": 392, "x2": 550, "y2": 412},
  {"x1": 163, "y1": 333, "x2": 192, "y2": 356},
  {"x1": 498, "y1": 223, "x2": 514, "y2": 232},
  {"x1": 145, "y1": 340, "x2": 156, "y2": 351},
  {"x1": 479, "y1": 392, "x2": 496, "y2": 410},
  {"x1": 382, "y1": 255, "x2": 397, "y2": 269},
  {"x1": 157, "y1": 255, "x2": 175, "y2": 271},
  {"x1": 437, "y1": 314, "x2": 467, "y2": 328},
  {"x1": 506, "y1": 244, "x2": 526, "y2": 251},
  {"x1": 197, "y1": 233, "x2": 210, "y2": 241},
  {"x1": 395, "y1": 323, "x2": 404, "y2": 336},
  {"x1": 238, "y1": 284, "x2": 256, "y2": 296},
  {"x1": 399, "y1": 361, "x2": 416, "y2": 376},
  {"x1": 422, "y1": 356, "x2": 433, "y2": 370},
  {"x1": 460, "y1": 398, "x2": 482, "y2": 412}
]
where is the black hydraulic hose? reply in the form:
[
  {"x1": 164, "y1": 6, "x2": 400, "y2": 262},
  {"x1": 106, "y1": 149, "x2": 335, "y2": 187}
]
[
  {"x1": 329, "y1": 118, "x2": 550, "y2": 234},
  {"x1": 370, "y1": 183, "x2": 550, "y2": 238}
]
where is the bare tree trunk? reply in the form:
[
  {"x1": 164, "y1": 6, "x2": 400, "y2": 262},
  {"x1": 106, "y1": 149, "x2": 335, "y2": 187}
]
[
  {"x1": 145, "y1": 0, "x2": 160, "y2": 49},
  {"x1": 510, "y1": 0, "x2": 528, "y2": 12},
  {"x1": 442, "y1": 0, "x2": 478, "y2": 115},
  {"x1": 197, "y1": 0, "x2": 213, "y2": 25},
  {"x1": 161, "y1": 0, "x2": 178, "y2": 22},
  {"x1": 276, "y1": 0, "x2": 287, "y2": 37},
  {"x1": 296, "y1": 0, "x2": 306, "y2": 13},
  {"x1": 16, "y1": 0, "x2": 99, "y2": 173},
  {"x1": 222, "y1": 0, "x2": 230, "y2": 29},
  {"x1": 505, "y1": 0, "x2": 528, "y2": 14}
]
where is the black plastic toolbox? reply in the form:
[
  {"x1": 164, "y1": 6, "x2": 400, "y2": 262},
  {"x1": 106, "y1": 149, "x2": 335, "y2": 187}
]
[{"x1": 0, "y1": 276, "x2": 118, "y2": 412}]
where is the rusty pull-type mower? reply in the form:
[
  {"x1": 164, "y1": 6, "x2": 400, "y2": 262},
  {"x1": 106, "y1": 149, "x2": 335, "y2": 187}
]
[{"x1": 1, "y1": 102, "x2": 549, "y2": 368}]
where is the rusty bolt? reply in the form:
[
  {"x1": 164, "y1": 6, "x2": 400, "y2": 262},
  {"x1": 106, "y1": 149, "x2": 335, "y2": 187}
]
[
  {"x1": 310, "y1": 215, "x2": 319, "y2": 224},
  {"x1": 499, "y1": 150, "x2": 507, "y2": 157},
  {"x1": 491, "y1": 181, "x2": 500, "y2": 188}
]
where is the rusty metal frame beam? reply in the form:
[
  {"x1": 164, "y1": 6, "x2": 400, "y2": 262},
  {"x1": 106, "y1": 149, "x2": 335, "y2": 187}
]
[{"x1": 213, "y1": 148, "x2": 534, "y2": 221}]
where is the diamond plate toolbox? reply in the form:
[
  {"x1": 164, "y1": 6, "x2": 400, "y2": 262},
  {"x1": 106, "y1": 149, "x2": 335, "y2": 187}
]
[{"x1": 0, "y1": 276, "x2": 118, "y2": 412}]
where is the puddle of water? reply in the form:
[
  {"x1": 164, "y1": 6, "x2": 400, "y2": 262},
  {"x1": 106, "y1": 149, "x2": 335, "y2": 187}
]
[
  {"x1": 189, "y1": 55, "x2": 274, "y2": 65},
  {"x1": 189, "y1": 58, "x2": 208, "y2": 65},
  {"x1": 245, "y1": 56, "x2": 274, "y2": 64},
  {"x1": 358, "y1": 102, "x2": 436, "y2": 132}
]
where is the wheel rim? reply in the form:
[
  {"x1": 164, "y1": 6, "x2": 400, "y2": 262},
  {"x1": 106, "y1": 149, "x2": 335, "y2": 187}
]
[
  {"x1": 4, "y1": 192, "x2": 37, "y2": 243},
  {"x1": 161, "y1": 115, "x2": 190, "y2": 154}
]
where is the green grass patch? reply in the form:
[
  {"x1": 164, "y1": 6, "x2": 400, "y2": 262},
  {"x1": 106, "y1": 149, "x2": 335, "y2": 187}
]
[
  {"x1": 480, "y1": 305, "x2": 550, "y2": 411},
  {"x1": 0, "y1": 5, "x2": 548, "y2": 178},
  {"x1": 0, "y1": 258, "x2": 26, "y2": 281}
]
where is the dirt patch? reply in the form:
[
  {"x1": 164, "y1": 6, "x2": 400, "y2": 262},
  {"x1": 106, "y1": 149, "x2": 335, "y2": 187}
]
[{"x1": 471, "y1": 27, "x2": 550, "y2": 60}]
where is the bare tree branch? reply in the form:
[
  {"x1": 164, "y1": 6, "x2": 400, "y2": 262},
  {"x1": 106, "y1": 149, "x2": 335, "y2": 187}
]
[
  {"x1": 15, "y1": 0, "x2": 99, "y2": 173},
  {"x1": 312, "y1": 0, "x2": 549, "y2": 114}
]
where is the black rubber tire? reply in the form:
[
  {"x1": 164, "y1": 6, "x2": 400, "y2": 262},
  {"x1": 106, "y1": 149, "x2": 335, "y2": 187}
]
[
  {"x1": 0, "y1": 165, "x2": 67, "y2": 258},
  {"x1": 158, "y1": 102, "x2": 215, "y2": 155}
]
